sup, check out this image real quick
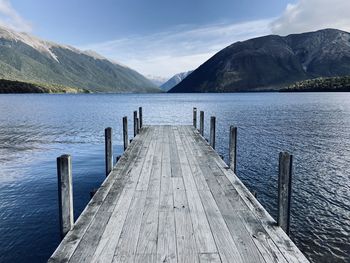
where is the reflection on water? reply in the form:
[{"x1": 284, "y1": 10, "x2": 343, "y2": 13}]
[{"x1": 0, "y1": 93, "x2": 349, "y2": 262}]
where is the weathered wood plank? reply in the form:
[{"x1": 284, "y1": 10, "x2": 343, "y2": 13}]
[
  {"x1": 135, "y1": 126, "x2": 164, "y2": 261},
  {"x1": 187, "y1": 127, "x2": 309, "y2": 263},
  {"x1": 199, "y1": 253, "x2": 222, "y2": 263},
  {"x1": 173, "y1": 180, "x2": 199, "y2": 263},
  {"x1": 49, "y1": 127, "x2": 150, "y2": 262},
  {"x1": 87, "y1": 127, "x2": 155, "y2": 263},
  {"x1": 175, "y1": 128, "x2": 245, "y2": 263},
  {"x1": 180, "y1": 126, "x2": 267, "y2": 263},
  {"x1": 173, "y1": 127, "x2": 218, "y2": 254},
  {"x1": 157, "y1": 126, "x2": 177, "y2": 263}
]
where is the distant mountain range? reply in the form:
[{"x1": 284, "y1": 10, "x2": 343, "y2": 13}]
[
  {"x1": 169, "y1": 29, "x2": 350, "y2": 93},
  {"x1": 0, "y1": 26, "x2": 160, "y2": 93},
  {"x1": 146, "y1": 75, "x2": 168, "y2": 87},
  {"x1": 160, "y1": 70, "x2": 193, "y2": 91}
]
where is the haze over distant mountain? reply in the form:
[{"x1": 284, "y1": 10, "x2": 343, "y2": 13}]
[
  {"x1": 169, "y1": 29, "x2": 350, "y2": 93},
  {"x1": 146, "y1": 75, "x2": 168, "y2": 87},
  {"x1": 0, "y1": 26, "x2": 160, "y2": 93},
  {"x1": 161, "y1": 70, "x2": 193, "y2": 91}
]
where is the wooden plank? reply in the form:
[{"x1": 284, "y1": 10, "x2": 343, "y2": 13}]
[
  {"x1": 68, "y1": 128, "x2": 154, "y2": 263},
  {"x1": 188, "y1": 127, "x2": 309, "y2": 263},
  {"x1": 157, "y1": 126, "x2": 177, "y2": 263},
  {"x1": 182, "y1": 126, "x2": 271, "y2": 263},
  {"x1": 173, "y1": 179, "x2": 199, "y2": 263},
  {"x1": 86, "y1": 127, "x2": 155, "y2": 263},
  {"x1": 48, "y1": 127, "x2": 150, "y2": 262},
  {"x1": 169, "y1": 126, "x2": 182, "y2": 177},
  {"x1": 175, "y1": 127, "x2": 245, "y2": 263},
  {"x1": 199, "y1": 253, "x2": 222, "y2": 263},
  {"x1": 135, "y1": 126, "x2": 164, "y2": 261},
  {"x1": 112, "y1": 126, "x2": 162, "y2": 262},
  {"x1": 172, "y1": 127, "x2": 219, "y2": 255}
]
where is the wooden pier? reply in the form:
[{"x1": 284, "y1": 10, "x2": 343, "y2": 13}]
[{"x1": 49, "y1": 112, "x2": 309, "y2": 262}]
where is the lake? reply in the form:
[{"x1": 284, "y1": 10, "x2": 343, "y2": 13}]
[{"x1": 0, "y1": 93, "x2": 349, "y2": 262}]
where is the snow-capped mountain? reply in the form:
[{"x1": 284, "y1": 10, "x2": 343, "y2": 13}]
[
  {"x1": 160, "y1": 70, "x2": 193, "y2": 91},
  {"x1": 0, "y1": 26, "x2": 160, "y2": 93}
]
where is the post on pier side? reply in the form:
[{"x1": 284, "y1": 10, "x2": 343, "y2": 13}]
[
  {"x1": 229, "y1": 126, "x2": 237, "y2": 173},
  {"x1": 123, "y1": 116, "x2": 128, "y2": 151},
  {"x1": 105, "y1": 127, "x2": 113, "y2": 177},
  {"x1": 199, "y1": 111, "x2": 204, "y2": 136},
  {"x1": 57, "y1": 154, "x2": 74, "y2": 239},
  {"x1": 210, "y1": 116, "x2": 216, "y2": 149},
  {"x1": 278, "y1": 151, "x2": 293, "y2": 235}
]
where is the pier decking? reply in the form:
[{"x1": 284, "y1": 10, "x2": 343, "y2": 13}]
[{"x1": 49, "y1": 125, "x2": 309, "y2": 262}]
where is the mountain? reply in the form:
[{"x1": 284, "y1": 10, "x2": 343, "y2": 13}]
[
  {"x1": 169, "y1": 29, "x2": 350, "y2": 93},
  {"x1": 0, "y1": 26, "x2": 160, "y2": 93},
  {"x1": 146, "y1": 75, "x2": 168, "y2": 87},
  {"x1": 281, "y1": 76, "x2": 350, "y2": 92},
  {"x1": 0, "y1": 79, "x2": 89, "y2": 93},
  {"x1": 161, "y1": 71, "x2": 193, "y2": 91}
]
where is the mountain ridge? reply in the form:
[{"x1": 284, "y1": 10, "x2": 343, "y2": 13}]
[
  {"x1": 0, "y1": 26, "x2": 160, "y2": 93},
  {"x1": 169, "y1": 28, "x2": 350, "y2": 93},
  {"x1": 160, "y1": 70, "x2": 193, "y2": 91}
]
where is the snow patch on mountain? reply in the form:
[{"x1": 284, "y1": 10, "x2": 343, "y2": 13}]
[{"x1": 160, "y1": 70, "x2": 193, "y2": 91}]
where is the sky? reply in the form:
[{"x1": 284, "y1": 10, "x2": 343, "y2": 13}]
[{"x1": 1, "y1": 0, "x2": 350, "y2": 79}]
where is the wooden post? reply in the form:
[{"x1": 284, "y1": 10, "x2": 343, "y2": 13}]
[
  {"x1": 57, "y1": 154, "x2": 74, "y2": 239},
  {"x1": 229, "y1": 126, "x2": 237, "y2": 173},
  {"x1": 199, "y1": 111, "x2": 204, "y2": 136},
  {"x1": 210, "y1": 116, "x2": 216, "y2": 149},
  {"x1": 136, "y1": 117, "x2": 140, "y2": 134},
  {"x1": 105, "y1": 127, "x2": 113, "y2": 177},
  {"x1": 123, "y1": 116, "x2": 128, "y2": 151},
  {"x1": 278, "y1": 152, "x2": 293, "y2": 235},
  {"x1": 133, "y1": 111, "x2": 137, "y2": 137},
  {"x1": 193, "y1": 107, "x2": 197, "y2": 128},
  {"x1": 139, "y1": 107, "x2": 143, "y2": 129}
]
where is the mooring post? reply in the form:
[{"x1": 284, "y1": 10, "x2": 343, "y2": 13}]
[
  {"x1": 136, "y1": 117, "x2": 140, "y2": 134},
  {"x1": 133, "y1": 111, "x2": 137, "y2": 137},
  {"x1": 105, "y1": 127, "x2": 113, "y2": 177},
  {"x1": 229, "y1": 126, "x2": 237, "y2": 173},
  {"x1": 278, "y1": 151, "x2": 293, "y2": 235},
  {"x1": 123, "y1": 116, "x2": 128, "y2": 151},
  {"x1": 139, "y1": 107, "x2": 143, "y2": 129},
  {"x1": 57, "y1": 154, "x2": 74, "y2": 240},
  {"x1": 210, "y1": 116, "x2": 216, "y2": 149},
  {"x1": 199, "y1": 111, "x2": 204, "y2": 136},
  {"x1": 193, "y1": 107, "x2": 197, "y2": 128}
]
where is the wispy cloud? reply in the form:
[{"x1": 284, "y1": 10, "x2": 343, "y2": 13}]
[
  {"x1": 271, "y1": 0, "x2": 350, "y2": 35},
  {"x1": 80, "y1": 19, "x2": 272, "y2": 78},
  {"x1": 0, "y1": 0, "x2": 32, "y2": 32}
]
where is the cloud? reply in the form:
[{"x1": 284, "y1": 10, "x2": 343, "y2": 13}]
[
  {"x1": 271, "y1": 0, "x2": 350, "y2": 35},
  {"x1": 80, "y1": 19, "x2": 272, "y2": 78},
  {"x1": 0, "y1": 0, "x2": 32, "y2": 32}
]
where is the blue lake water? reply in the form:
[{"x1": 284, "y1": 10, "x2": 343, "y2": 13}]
[{"x1": 0, "y1": 93, "x2": 349, "y2": 262}]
